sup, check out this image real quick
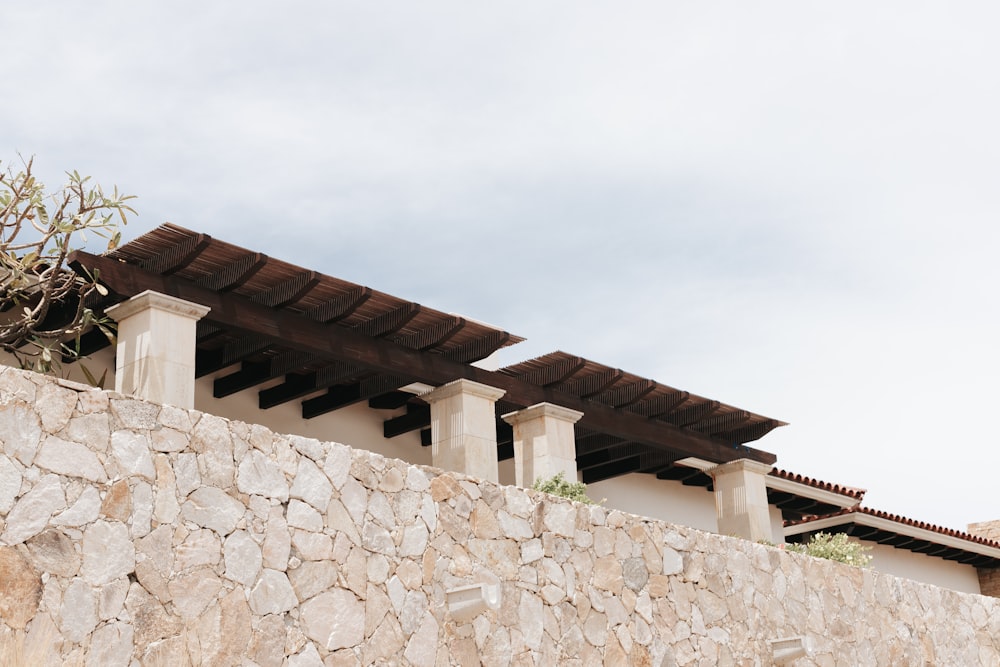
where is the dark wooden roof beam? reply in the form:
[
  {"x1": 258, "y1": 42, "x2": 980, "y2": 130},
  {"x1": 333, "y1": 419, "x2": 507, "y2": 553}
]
[
  {"x1": 507, "y1": 356, "x2": 586, "y2": 387},
  {"x1": 307, "y1": 286, "x2": 372, "y2": 323},
  {"x1": 595, "y1": 379, "x2": 657, "y2": 408},
  {"x1": 213, "y1": 351, "x2": 313, "y2": 398},
  {"x1": 577, "y1": 443, "x2": 646, "y2": 470},
  {"x1": 195, "y1": 252, "x2": 268, "y2": 292},
  {"x1": 368, "y1": 391, "x2": 416, "y2": 410},
  {"x1": 354, "y1": 303, "x2": 421, "y2": 338},
  {"x1": 582, "y1": 455, "x2": 642, "y2": 484},
  {"x1": 661, "y1": 401, "x2": 721, "y2": 428},
  {"x1": 140, "y1": 233, "x2": 211, "y2": 275},
  {"x1": 717, "y1": 419, "x2": 783, "y2": 445},
  {"x1": 564, "y1": 368, "x2": 625, "y2": 398},
  {"x1": 258, "y1": 361, "x2": 364, "y2": 409},
  {"x1": 251, "y1": 270, "x2": 321, "y2": 309},
  {"x1": 385, "y1": 405, "x2": 431, "y2": 439},
  {"x1": 694, "y1": 411, "x2": 751, "y2": 436},
  {"x1": 196, "y1": 335, "x2": 273, "y2": 377},
  {"x1": 443, "y1": 330, "x2": 511, "y2": 364},
  {"x1": 627, "y1": 391, "x2": 690, "y2": 418},
  {"x1": 394, "y1": 316, "x2": 466, "y2": 351}
]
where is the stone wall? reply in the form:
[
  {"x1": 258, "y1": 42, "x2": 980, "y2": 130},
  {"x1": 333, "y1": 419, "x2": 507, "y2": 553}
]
[
  {"x1": 1, "y1": 366, "x2": 999, "y2": 666},
  {"x1": 968, "y1": 521, "x2": 1000, "y2": 598}
]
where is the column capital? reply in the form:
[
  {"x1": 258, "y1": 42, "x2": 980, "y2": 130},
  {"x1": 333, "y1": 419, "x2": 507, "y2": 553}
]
[
  {"x1": 501, "y1": 402, "x2": 583, "y2": 426},
  {"x1": 105, "y1": 290, "x2": 211, "y2": 322},
  {"x1": 706, "y1": 458, "x2": 774, "y2": 478},
  {"x1": 422, "y1": 378, "x2": 505, "y2": 404}
]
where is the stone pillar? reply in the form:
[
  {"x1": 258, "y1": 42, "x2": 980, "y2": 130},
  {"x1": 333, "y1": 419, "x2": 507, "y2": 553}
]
[
  {"x1": 707, "y1": 459, "x2": 774, "y2": 542},
  {"x1": 422, "y1": 379, "x2": 505, "y2": 482},
  {"x1": 967, "y1": 520, "x2": 1000, "y2": 597},
  {"x1": 105, "y1": 290, "x2": 210, "y2": 409},
  {"x1": 501, "y1": 402, "x2": 583, "y2": 488}
]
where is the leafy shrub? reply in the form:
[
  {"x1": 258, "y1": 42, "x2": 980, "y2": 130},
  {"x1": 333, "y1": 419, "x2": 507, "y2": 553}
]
[
  {"x1": 785, "y1": 531, "x2": 872, "y2": 567},
  {"x1": 532, "y1": 472, "x2": 597, "y2": 505}
]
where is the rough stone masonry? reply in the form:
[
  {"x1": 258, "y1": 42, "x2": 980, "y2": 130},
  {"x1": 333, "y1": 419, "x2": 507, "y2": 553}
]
[{"x1": 0, "y1": 365, "x2": 998, "y2": 665}]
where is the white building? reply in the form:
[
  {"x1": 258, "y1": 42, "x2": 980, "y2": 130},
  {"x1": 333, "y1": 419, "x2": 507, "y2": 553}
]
[{"x1": 47, "y1": 222, "x2": 1000, "y2": 596}]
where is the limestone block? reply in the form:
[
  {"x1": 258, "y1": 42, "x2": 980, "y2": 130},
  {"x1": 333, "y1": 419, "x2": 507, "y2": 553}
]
[
  {"x1": 249, "y1": 569, "x2": 298, "y2": 615},
  {"x1": 0, "y1": 454, "x2": 22, "y2": 513},
  {"x1": 0, "y1": 546, "x2": 42, "y2": 629},
  {"x1": 288, "y1": 643, "x2": 325, "y2": 667},
  {"x1": 287, "y1": 499, "x2": 324, "y2": 532},
  {"x1": 52, "y1": 486, "x2": 101, "y2": 527},
  {"x1": 153, "y1": 454, "x2": 180, "y2": 524},
  {"x1": 2, "y1": 473, "x2": 65, "y2": 545},
  {"x1": 100, "y1": 480, "x2": 132, "y2": 521},
  {"x1": 174, "y1": 452, "x2": 200, "y2": 497},
  {"x1": 64, "y1": 412, "x2": 110, "y2": 452},
  {"x1": 181, "y1": 487, "x2": 245, "y2": 536},
  {"x1": 192, "y1": 415, "x2": 236, "y2": 487},
  {"x1": 110, "y1": 430, "x2": 155, "y2": 481},
  {"x1": 292, "y1": 529, "x2": 334, "y2": 561},
  {"x1": 151, "y1": 427, "x2": 188, "y2": 452},
  {"x1": 108, "y1": 399, "x2": 159, "y2": 432},
  {"x1": 168, "y1": 566, "x2": 222, "y2": 619},
  {"x1": 34, "y1": 435, "x2": 107, "y2": 483},
  {"x1": 60, "y1": 578, "x2": 98, "y2": 643},
  {"x1": 288, "y1": 560, "x2": 338, "y2": 603},
  {"x1": 289, "y1": 434, "x2": 325, "y2": 462},
  {"x1": 98, "y1": 577, "x2": 130, "y2": 621},
  {"x1": 35, "y1": 381, "x2": 77, "y2": 433},
  {"x1": 262, "y1": 507, "x2": 291, "y2": 570},
  {"x1": 87, "y1": 621, "x2": 134, "y2": 667},
  {"x1": 26, "y1": 529, "x2": 80, "y2": 576},
  {"x1": 224, "y1": 530, "x2": 262, "y2": 588},
  {"x1": 290, "y1": 457, "x2": 333, "y2": 511},
  {"x1": 403, "y1": 610, "x2": 439, "y2": 667},
  {"x1": 300, "y1": 588, "x2": 365, "y2": 650},
  {"x1": 0, "y1": 402, "x2": 42, "y2": 465},
  {"x1": 81, "y1": 520, "x2": 135, "y2": 586},
  {"x1": 237, "y1": 449, "x2": 289, "y2": 501},
  {"x1": 175, "y1": 528, "x2": 222, "y2": 571}
]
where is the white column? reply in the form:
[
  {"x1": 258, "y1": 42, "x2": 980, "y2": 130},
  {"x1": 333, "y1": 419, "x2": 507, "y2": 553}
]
[
  {"x1": 105, "y1": 290, "x2": 210, "y2": 409},
  {"x1": 501, "y1": 402, "x2": 583, "y2": 488},
  {"x1": 707, "y1": 459, "x2": 775, "y2": 542},
  {"x1": 422, "y1": 379, "x2": 505, "y2": 482}
]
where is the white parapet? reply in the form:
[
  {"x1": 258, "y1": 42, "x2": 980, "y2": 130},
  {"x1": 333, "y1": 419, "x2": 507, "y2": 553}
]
[
  {"x1": 105, "y1": 290, "x2": 210, "y2": 409},
  {"x1": 501, "y1": 402, "x2": 583, "y2": 488},
  {"x1": 421, "y1": 379, "x2": 505, "y2": 483},
  {"x1": 707, "y1": 458, "x2": 775, "y2": 543}
]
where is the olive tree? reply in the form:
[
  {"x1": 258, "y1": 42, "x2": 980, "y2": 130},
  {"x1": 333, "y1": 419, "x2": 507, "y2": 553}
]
[{"x1": 0, "y1": 156, "x2": 135, "y2": 373}]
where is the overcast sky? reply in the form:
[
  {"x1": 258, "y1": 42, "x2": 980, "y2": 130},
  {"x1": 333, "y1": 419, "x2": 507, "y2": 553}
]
[{"x1": 5, "y1": 3, "x2": 1000, "y2": 531}]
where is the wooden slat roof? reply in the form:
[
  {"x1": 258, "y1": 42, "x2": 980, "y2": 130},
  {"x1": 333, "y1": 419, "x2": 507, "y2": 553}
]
[
  {"x1": 68, "y1": 222, "x2": 784, "y2": 472},
  {"x1": 107, "y1": 223, "x2": 523, "y2": 360}
]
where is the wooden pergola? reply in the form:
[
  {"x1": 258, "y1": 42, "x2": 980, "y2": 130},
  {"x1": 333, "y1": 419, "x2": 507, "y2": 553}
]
[{"x1": 68, "y1": 223, "x2": 785, "y2": 483}]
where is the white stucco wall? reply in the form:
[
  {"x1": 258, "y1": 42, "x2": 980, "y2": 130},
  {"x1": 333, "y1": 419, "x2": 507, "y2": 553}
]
[
  {"x1": 867, "y1": 542, "x2": 982, "y2": 595},
  {"x1": 587, "y1": 473, "x2": 719, "y2": 534},
  {"x1": 193, "y1": 370, "x2": 428, "y2": 466}
]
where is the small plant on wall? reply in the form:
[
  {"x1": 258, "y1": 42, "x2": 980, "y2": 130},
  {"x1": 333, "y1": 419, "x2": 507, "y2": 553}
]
[
  {"x1": 532, "y1": 472, "x2": 599, "y2": 505},
  {"x1": 785, "y1": 531, "x2": 873, "y2": 567}
]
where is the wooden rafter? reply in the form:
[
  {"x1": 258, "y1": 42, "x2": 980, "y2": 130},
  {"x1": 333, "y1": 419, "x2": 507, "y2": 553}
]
[{"x1": 195, "y1": 252, "x2": 268, "y2": 292}]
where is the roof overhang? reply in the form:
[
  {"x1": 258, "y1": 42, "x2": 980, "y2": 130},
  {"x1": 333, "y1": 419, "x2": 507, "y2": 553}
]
[
  {"x1": 786, "y1": 511, "x2": 1000, "y2": 567},
  {"x1": 66, "y1": 224, "x2": 784, "y2": 470}
]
